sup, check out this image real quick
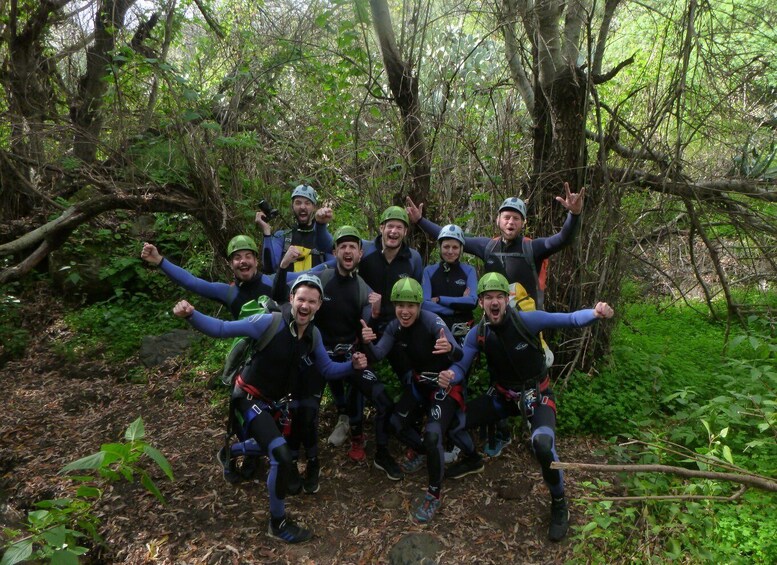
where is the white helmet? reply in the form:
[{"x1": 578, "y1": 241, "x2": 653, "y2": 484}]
[
  {"x1": 291, "y1": 274, "x2": 324, "y2": 299},
  {"x1": 498, "y1": 197, "x2": 527, "y2": 219},
  {"x1": 437, "y1": 224, "x2": 465, "y2": 246},
  {"x1": 291, "y1": 184, "x2": 318, "y2": 205}
]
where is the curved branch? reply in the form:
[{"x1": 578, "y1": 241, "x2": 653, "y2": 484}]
[
  {"x1": 592, "y1": 53, "x2": 635, "y2": 84},
  {"x1": 0, "y1": 190, "x2": 202, "y2": 283}
]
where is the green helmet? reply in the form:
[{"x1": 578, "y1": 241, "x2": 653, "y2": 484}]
[
  {"x1": 380, "y1": 205, "x2": 409, "y2": 226},
  {"x1": 390, "y1": 277, "x2": 423, "y2": 304},
  {"x1": 333, "y1": 225, "x2": 362, "y2": 247},
  {"x1": 291, "y1": 273, "x2": 325, "y2": 299},
  {"x1": 227, "y1": 235, "x2": 258, "y2": 257},
  {"x1": 477, "y1": 272, "x2": 510, "y2": 296}
]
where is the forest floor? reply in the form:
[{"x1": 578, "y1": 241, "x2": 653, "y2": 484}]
[{"x1": 0, "y1": 301, "x2": 611, "y2": 564}]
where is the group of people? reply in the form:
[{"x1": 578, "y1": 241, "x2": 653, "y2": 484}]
[{"x1": 141, "y1": 182, "x2": 614, "y2": 544}]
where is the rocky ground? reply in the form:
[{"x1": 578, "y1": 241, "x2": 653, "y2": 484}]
[{"x1": 0, "y1": 304, "x2": 609, "y2": 564}]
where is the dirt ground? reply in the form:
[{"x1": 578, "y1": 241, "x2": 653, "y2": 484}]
[{"x1": 0, "y1": 305, "x2": 608, "y2": 564}]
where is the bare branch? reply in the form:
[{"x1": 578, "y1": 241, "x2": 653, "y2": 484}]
[
  {"x1": 580, "y1": 486, "x2": 747, "y2": 502},
  {"x1": 552, "y1": 461, "x2": 777, "y2": 492},
  {"x1": 191, "y1": 0, "x2": 224, "y2": 40},
  {"x1": 592, "y1": 0, "x2": 621, "y2": 75},
  {"x1": 501, "y1": 0, "x2": 534, "y2": 113},
  {"x1": 592, "y1": 52, "x2": 635, "y2": 84}
]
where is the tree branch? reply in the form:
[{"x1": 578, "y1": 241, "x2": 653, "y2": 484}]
[
  {"x1": 552, "y1": 461, "x2": 777, "y2": 492},
  {"x1": 580, "y1": 485, "x2": 747, "y2": 503},
  {"x1": 592, "y1": 52, "x2": 635, "y2": 84}
]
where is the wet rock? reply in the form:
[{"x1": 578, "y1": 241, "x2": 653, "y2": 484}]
[
  {"x1": 388, "y1": 533, "x2": 442, "y2": 565},
  {"x1": 139, "y1": 329, "x2": 199, "y2": 367}
]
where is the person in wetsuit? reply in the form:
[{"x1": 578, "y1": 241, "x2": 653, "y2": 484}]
[
  {"x1": 256, "y1": 184, "x2": 335, "y2": 273},
  {"x1": 361, "y1": 278, "x2": 479, "y2": 514},
  {"x1": 407, "y1": 183, "x2": 585, "y2": 455},
  {"x1": 447, "y1": 272, "x2": 614, "y2": 540},
  {"x1": 142, "y1": 235, "x2": 280, "y2": 320},
  {"x1": 173, "y1": 275, "x2": 367, "y2": 544}
]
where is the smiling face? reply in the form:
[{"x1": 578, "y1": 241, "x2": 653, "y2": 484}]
[
  {"x1": 292, "y1": 196, "x2": 316, "y2": 225},
  {"x1": 394, "y1": 301, "x2": 421, "y2": 328},
  {"x1": 380, "y1": 220, "x2": 407, "y2": 250},
  {"x1": 496, "y1": 210, "x2": 525, "y2": 242},
  {"x1": 335, "y1": 239, "x2": 362, "y2": 273},
  {"x1": 439, "y1": 239, "x2": 462, "y2": 264},
  {"x1": 230, "y1": 250, "x2": 259, "y2": 282},
  {"x1": 290, "y1": 285, "x2": 323, "y2": 330},
  {"x1": 479, "y1": 290, "x2": 509, "y2": 325}
]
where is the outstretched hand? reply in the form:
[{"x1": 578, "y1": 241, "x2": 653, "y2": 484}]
[
  {"x1": 315, "y1": 207, "x2": 333, "y2": 224},
  {"x1": 360, "y1": 319, "x2": 377, "y2": 344},
  {"x1": 173, "y1": 300, "x2": 195, "y2": 318},
  {"x1": 593, "y1": 302, "x2": 614, "y2": 319},
  {"x1": 405, "y1": 197, "x2": 423, "y2": 224},
  {"x1": 555, "y1": 182, "x2": 585, "y2": 215},
  {"x1": 433, "y1": 328, "x2": 452, "y2": 355},
  {"x1": 141, "y1": 242, "x2": 163, "y2": 266}
]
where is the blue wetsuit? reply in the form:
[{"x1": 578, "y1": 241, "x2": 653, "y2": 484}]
[
  {"x1": 451, "y1": 307, "x2": 601, "y2": 498},
  {"x1": 159, "y1": 258, "x2": 277, "y2": 319},
  {"x1": 416, "y1": 214, "x2": 579, "y2": 306},
  {"x1": 422, "y1": 260, "x2": 477, "y2": 338},
  {"x1": 185, "y1": 306, "x2": 354, "y2": 521},
  {"x1": 262, "y1": 222, "x2": 334, "y2": 274},
  {"x1": 366, "y1": 310, "x2": 475, "y2": 492}
]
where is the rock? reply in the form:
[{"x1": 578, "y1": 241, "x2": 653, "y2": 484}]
[
  {"x1": 388, "y1": 533, "x2": 442, "y2": 565},
  {"x1": 139, "y1": 329, "x2": 200, "y2": 367}
]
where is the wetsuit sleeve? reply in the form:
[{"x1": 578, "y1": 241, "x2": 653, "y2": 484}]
[
  {"x1": 262, "y1": 230, "x2": 285, "y2": 272},
  {"x1": 159, "y1": 259, "x2": 232, "y2": 304},
  {"x1": 422, "y1": 265, "x2": 454, "y2": 316},
  {"x1": 312, "y1": 331, "x2": 354, "y2": 380},
  {"x1": 409, "y1": 249, "x2": 424, "y2": 282},
  {"x1": 437, "y1": 264, "x2": 478, "y2": 312},
  {"x1": 416, "y1": 217, "x2": 442, "y2": 240},
  {"x1": 530, "y1": 212, "x2": 580, "y2": 262},
  {"x1": 462, "y1": 236, "x2": 492, "y2": 260},
  {"x1": 314, "y1": 223, "x2": 335, "y2": 262},
  {"x1": 365, "y1": 321, "x2": 398, "y2": 362},
  {"x1": 186, "y1": 310, "x2": 278, "y2": 339},
  {"x1": 270, "y1": 266, "x2": 291, "y2": 303},
  {"x1": 518, "y1": 308, "x2": 598, "y2": 334},
  {"x1": 450, "y1": 327, "x2": 479, "y2": 383}
]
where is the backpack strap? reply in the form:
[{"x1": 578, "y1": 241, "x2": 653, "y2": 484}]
[{"x1": 252, "y1": 311, "x2": 284, "y2": 354}]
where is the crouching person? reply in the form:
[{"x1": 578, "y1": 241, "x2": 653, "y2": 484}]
[
  {"x1": 173, "y1": 274, "x2": 366, "y2": 543},
  {"x1": 449, "y1": 272, "x2": 614, "y2": 541}
]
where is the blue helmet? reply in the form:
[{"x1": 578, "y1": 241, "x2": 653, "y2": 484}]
[
  {"x1": 498, "y1": 197, "x2": 527, "y2": 219},
  {"x1": 437, "y1": 224, "x2": 465, "y2": 246},
  {"x1": 291, "y1": 184, "x2": 318, "y2": 205}
]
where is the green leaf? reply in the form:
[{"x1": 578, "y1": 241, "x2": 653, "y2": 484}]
[
  {"x1": 143, "y1": 445, "x2": 174, "y2": 480},
  {"x1": 0, "y1": 539, "x2": 34, "y2": 565},
  {"x1": 41, "y1": 524, "x2": 68, "y2": 547},
  {"x1": 722, "y1": 445, "x2": 734, "y2": 464},
  {"x1": 75, "y1": 485, "x2": 102, "y2": 499},
  {"x1": 141, "y1": 473, "x2": 166, "y2": 504},
  {"x1": 51, "y1": 549, "x2": 81, "y2": 565},
  {"x1": 125, "y1": 417, "x2": 146, "y2": 441},
  {"x1": 61, "y1": 451, "x2": 106, "y2": 473}
]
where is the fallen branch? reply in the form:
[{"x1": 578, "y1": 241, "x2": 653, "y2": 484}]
[{"x1": 552, "y1": 461, "x2": 777, "y2": 492}]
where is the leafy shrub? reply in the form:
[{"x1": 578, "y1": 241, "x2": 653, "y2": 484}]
[{"x1": 1, "y1": 417, "x2": 173, "y2": 565}]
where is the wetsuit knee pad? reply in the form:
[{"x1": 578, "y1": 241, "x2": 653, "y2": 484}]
[
  {"x1": 270, "y1": 443, "x2": 293, "y2": 498},
  {"x1": 423, "y1": 431, "x2": 440, "y2": 452},
  {"x1": 532, "y1": 434, "x2": 555, "y2": 467}
]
